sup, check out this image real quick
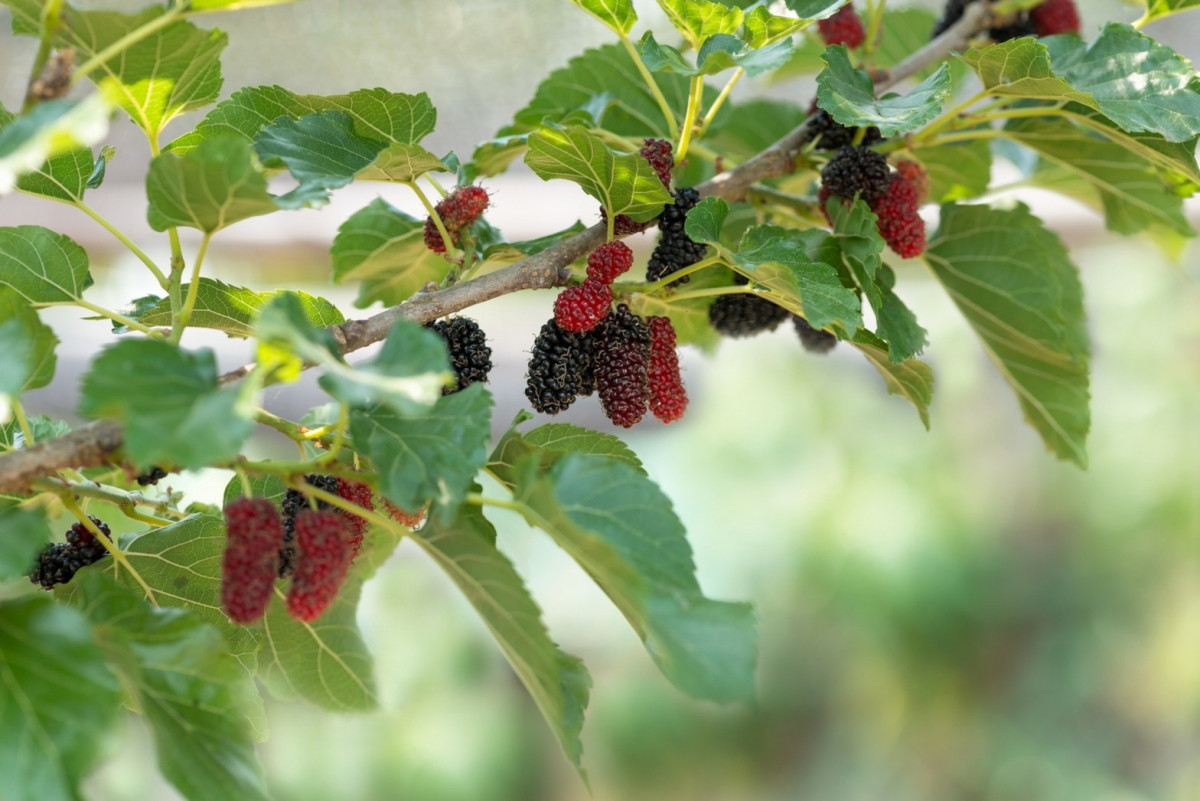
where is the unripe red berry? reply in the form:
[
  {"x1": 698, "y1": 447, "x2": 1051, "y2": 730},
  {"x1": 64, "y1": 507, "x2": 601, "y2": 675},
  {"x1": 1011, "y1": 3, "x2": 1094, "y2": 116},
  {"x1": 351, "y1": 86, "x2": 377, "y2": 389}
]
[
  {"x1": 222, "y1": 498, "x2": 285, "y2": 624},
  {"x1": 646, "y1": 317, "x2": 688, "y2": 424},
  {"x1": 554, "y1": 279, "x2": 613, "y2": 332},
  {"x1": 818, "y1": 5, "x2": 866, "y2": 49},
  {"x1": 1031, "y1": 0, "x2": 1080, "y2": 36},
  {"x1": 286, "y1": 509, "x2": 355, "y2": 623},
  {"x1": 586, "y1": 241, "x2": 635, "y2": 284}
]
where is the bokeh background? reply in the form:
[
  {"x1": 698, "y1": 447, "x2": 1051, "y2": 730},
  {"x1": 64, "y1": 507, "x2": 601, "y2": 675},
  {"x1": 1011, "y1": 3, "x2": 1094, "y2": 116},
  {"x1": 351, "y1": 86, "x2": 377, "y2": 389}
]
[{"x1": 2, "y1": 1, "x2": 1199, "y2": 799}]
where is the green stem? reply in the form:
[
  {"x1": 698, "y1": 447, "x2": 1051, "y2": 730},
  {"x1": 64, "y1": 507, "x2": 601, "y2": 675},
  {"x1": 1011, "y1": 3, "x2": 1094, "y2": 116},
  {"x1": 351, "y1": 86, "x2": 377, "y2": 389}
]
[
  {"x1": 466, "y1": 493, "x2": 526, "y2": 515},
  {"x1": 75, "y1": 201, "x2": 167, "y2": 288},
  {"x1": 675, "y1": 76, "x2": 706, "y2": 163},
  {"x1": 618, "y1": 33, "x2": 678, "y2": 137},
  {"x1": 165, "y1": 227, "x2": 186, "y2": 334},
  {"x1": 72, "y1": 3, "x2": 184, "y2": 84},
  {"x1": 171, "y1": 232, "x2": 211, "y2": 342},
  {"x1": 698, "y1": 68, "x2": 743, "y2": 138},
  {"x1": 666, "y1": 285, "x2": 755, "y2": 303},
  {"x1": 624, "y1": 254, "x2": 724, "y2": 294},
  {"x1": 21, "y1": 0, "x2": 65, "y2": 112},
  {"x1": 12, "y1": 401, "x2": 35, "y2": 446},
  {"x1": 918, "y1": 128, "x2": 1005, "y2": 147},
  {"x1": 407, "y1": 180, "x2": 461, "y2": 263},
  {"x1": 74, "y1": 298, "x2": 162, "y2": 336},
  {"x1": 312, "y1": 404, "x2": 350, "y2": 467},
  {"x1": 60, "y1": 495, "x2": 159, "y2": 606},
  {"x1": 288, "y1": 479, "x2": 412, "y2": 539},
  {"x1": 28, "y1": 477, "x2": 186, "y2": 523},
  {"x1": 863, "y1": 0, "x2": 887, "y2": 61}
]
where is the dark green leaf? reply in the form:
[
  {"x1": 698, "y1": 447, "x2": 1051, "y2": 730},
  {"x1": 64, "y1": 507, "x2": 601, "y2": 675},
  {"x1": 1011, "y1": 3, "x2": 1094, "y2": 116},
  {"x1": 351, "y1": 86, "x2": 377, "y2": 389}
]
[
  {"x1": 569, "y1": 0, "x2": 637, "y2": 34},
  {"x1": 138, "y1": 279, "x2": 344, "y2": 338},
  {"x1": 741, "y1": 6, "x2": 804, "y2": 48},
  {"x1": 488, "y1": 416, "x2": 645, "y2": 488},
  {"x1": 705, "y1": 98, "x2": 807, "y2": 162},
  {"x1": 350, "y1": 384, "x2": 493, "y2": 520},
  {"x1": 0, "y1": 225, "x2": 93, "y2": 305},
  {"x1": 912, "y1": 138, "x2": 992, "y2": 202},
  {"x1": 0, "y1": 506, "x2": 50, "y2": 580},
  {"x1": 0, "y1": 101, "x2": 93, "y2": 201},
  {"x1": 0, "y1": 287, "x2": 58, "y2": 393},
  {"x1": 85, "y1": 146, "x2": 114, "y2": 189},
  {"x1": 512, "y1": 453, "x2": 758, "y2": 702},
  {"x1": 1137, "y1": 0, "x2": 1200, "y2": 24},
  {"x1": 146, "y1": 136, "x2": 281, "y2": 232},
  {"x1": 330, "y1": 197, "x2": 455, "y2": 308},
  {"x1": 78, "y1": 340, "x2": 255, "y2": 470},
  {"x1": 817, "y1": 46, "x2": 952, "y2": 137},
  {"x1": 850, "y1": 330, "x2": 934, "y2": 428},
  {"x1": 525, "y1": 125, "x2": 672, "y2": 223},
  {"x1": 926, "y1": 203, "x2": 1090, "y2": 465},
  {"x1": 317, "y1": 317, "x2": 452, "y2": 414},
  {"x1": 684, "y1": 196, "x2": 729, "y2": 244},
  {"x1": 783, "y1": 0, "x2": 849, "y2": 18},
  {"x1": 412, "y1": 501, "x2": 591, "y2": 772},
  {"x1": 0, "y1": 596, "x2": 122, "y2": 801},
  {"x1": 74, "y1": 574, "x2": 270, "y2": 801}
]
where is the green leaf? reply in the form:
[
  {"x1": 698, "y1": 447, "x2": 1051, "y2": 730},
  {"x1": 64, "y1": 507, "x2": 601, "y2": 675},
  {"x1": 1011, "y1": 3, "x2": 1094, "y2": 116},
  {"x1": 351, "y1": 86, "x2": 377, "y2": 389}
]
[
  {"x1": 1137, "y1": 0, "x2": 1200, "y2": 24},
  {"x1": 1003, "y1": 115, "x2": 1193, "y2": 237},
  {"x1": 0, "y1": 596, "x2": 123, "y2": 801},
  {"x1": 0, "y1": 506, "x2": 50, "y2": 580},
  {"x1": 849, "y1": 330, "x2": 934, "y2": 428},
  {"x1": 705, "y1": 98, "x2": 808, "y2": 162},
  {"x1": 65, "y1": 7, "x2": 226, "y2": 139},
  {"x1": 0, "y1": 104, "x2": 96, "y2": 202},
  {"x1": 0, "y1": 225, "x2": 93, "y2": 305},
  {"x1": 0, "y1": 96, "x2": 111, "y2": 195},
  {"x1": 826, "y1": 201, "x2": 926, "y2": 361},
  {"x1": 78, "y1": 340, "x2": 255, "y2": 470},
  {"x1": 656, "y1": 0, "x2": 743, "y2": 49},
  {"x1": 817, "y1": 46, "x2": 952, "y2": 137},
  {"x1": 512, "y1": 453, "x2": 758, "y2": 703},
  {"x1": 138, "y1": 278, "x2": 345, "y2": 338},
  {"x1": 683, "y1": 195, "x2": 729, "y2": 243},
  {"x1": 926, "y1": 203, "x2": 1090, "y2": 465},
  {"x1": 489, "y1": 416, "x2": 645, "y2": 488},
  {"x1": 412, "y1": 501, "x2": 591, "y2": 772},
  {"x1": 525, "y1": 125, "x2": 672, "y2": 223},
  {"x1": 959, "y1": 38, "x2": 1088, "y2": 104},
  {"x1": 741, "y1": 6, "x2": 804, "y2": 48},
  {"x1": 912, "y1": 138, "x2": 992, "y2": 202},
  {"x1": 873, "y1": 7, "x2": 966, "y2": 85},
  {"x1": 696, "y1": 34, "x2": 795, "y2": 78},
  {"x1": 256, "y1": 576, "x2": 378, "y2": 711},
  {"x1": 569, "y1": 0, "x2": 636, "y2": 34},
  {"x1": 0, "y1": 288, "x2": 58, "y2": 394},
  {"x1": 74, "y1": 574, "x2": 270, "y2": 801},
  {"x1": 114, "y1": 514, "x2": 263, "y2": 682},
  {"x1": 783, "y1": 0, "x2": 849, "y2": 18},
  {"x1": 146, "y1": 135, "x2": 282, "y2": 232},
  {"x1": 330, "y1": 197, "x2": 455, "y2": 308},
  {"x1": 0, "y1": 414, "x2": 70, "y2": 449},
  {"x1": 256, "y1": 294, "x2": 449, "y2": 413},
  {"x1": 349, "y1": 385, "x2": 493, "y2": 521}
]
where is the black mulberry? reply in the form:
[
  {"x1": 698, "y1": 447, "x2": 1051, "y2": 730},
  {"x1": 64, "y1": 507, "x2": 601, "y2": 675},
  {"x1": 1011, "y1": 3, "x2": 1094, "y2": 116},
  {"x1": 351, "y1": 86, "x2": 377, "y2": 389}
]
[
  {"x1": 593, "y1": 305, "x2": 651, "y2": 428},
  {"x1": 428, "y1": 316, "x2": 492, "y2": 394},
  {"x1": 709, "y1": 293, "x2": 789, "y2": 338},
  {"x1": 29, "y1": 517, "x2": 112, "y2": 590},
  {"x1": 793, "y1": 315, "x2": 838, "y2": 354},
  {"x1": 820, "y1": 146, "x2": 892, "y2": 204},
  {"x1": 526, "y1": 319, "x2": 597, "y2": 414},
  {"x1": 280, "y1": 474, "x2": 340, "y2": 578},
  {"x1": 805, "y1": 105, "x2": 883, "y2": 152},
  {"x1": 646, "y1": 187, "x2": 709, "y2": 285}
]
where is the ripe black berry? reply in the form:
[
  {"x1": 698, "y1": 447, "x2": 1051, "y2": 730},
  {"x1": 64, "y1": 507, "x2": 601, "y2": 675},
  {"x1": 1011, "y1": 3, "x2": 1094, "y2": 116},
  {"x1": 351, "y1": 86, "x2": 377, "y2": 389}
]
[
  {"x1": 29, "y1": 517, "x2": 112, "y2": 590},
  {"x1": 427, "y1": 316, "x2": 492, "y2": 394},
  {"x1": 793, "y1": 315, "x2": 838, "y2": 354},
  {"x1": 932, "y1": 0, "x2": 1034, "y2": 42},
  {"x1": 593, "y1": 304, "x2": 651, "y2": 428},
  {"x1": 805, "y1": 104, "x2": 883, "y2": 152},
  {"x1": 280, "y1": 474, "x2": 340, "y2": 578},
  {"x1": 708, "y1": 293, "x2": 789, "y2": 338},
  {"x1": 820, "y1": 146, "x2": 891, "y2": 205},
  {"x1": 646, "y1": 187, "x2": 709, "y2": 285},
  {"x1": 525, "y1": 318, "x2": 597, "y2": 414},
  {"x1": 136, "y1": 466, "x2": 167, "y2": 486}
]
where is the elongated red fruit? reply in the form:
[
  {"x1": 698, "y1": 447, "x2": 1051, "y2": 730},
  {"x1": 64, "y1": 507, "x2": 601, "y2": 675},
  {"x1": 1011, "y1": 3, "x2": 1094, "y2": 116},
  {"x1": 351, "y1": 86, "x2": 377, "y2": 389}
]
[
  {"x1": 222, "y1": 498, "x2": 285, "y2": 624},
  {"x1": 286, "y1": 509, "x2": 355, "y2": 623}
]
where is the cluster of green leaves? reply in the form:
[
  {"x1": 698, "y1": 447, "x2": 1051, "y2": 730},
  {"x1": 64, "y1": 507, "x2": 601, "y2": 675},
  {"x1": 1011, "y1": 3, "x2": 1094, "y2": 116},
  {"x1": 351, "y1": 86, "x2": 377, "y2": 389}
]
[{"x1": 0, "y1": 0, "x2": 1197, "y2": 798}]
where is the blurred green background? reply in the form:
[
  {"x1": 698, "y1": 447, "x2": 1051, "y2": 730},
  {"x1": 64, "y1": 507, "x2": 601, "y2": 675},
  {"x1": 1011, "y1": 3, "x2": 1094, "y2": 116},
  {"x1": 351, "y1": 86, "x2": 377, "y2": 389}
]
[{"x1": 3, "y1": 1, "x2": 1199, "y2": 800}]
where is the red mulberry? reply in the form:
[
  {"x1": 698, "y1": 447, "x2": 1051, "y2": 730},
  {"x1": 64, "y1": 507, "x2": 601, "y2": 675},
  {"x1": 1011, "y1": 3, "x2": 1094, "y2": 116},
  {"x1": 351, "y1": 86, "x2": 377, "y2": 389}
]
[
  {"x1": 554, "y1": 279, "x2": 613, "y2": 333},
  {"x1": 818, "y1": 5, "x2": 866, "y2": 48},
  {"x1": 640, "y1": 137, "x2": 674, "y2": 188},
  {"x1": 646, "y1": 317, "x2": 688, "y2": 424},
  {"x1": 870, "y1": 173, "x2": 927, "y2": 258},
  {"x1": 593, "y1": 305, "x2": 651, "y2": 428},
  {"x1": 221, "y1": 499, "x2": 285, "y2": 624},
  {"x1": 1031, "y1": 0, "x2": 1080, "y2": 36},
  {"x1": 286, "y1": 509, "x2": 355, "y2": 623},
  {"x1": 586, "y1": 241, "x2": 635, "y2": 284}
]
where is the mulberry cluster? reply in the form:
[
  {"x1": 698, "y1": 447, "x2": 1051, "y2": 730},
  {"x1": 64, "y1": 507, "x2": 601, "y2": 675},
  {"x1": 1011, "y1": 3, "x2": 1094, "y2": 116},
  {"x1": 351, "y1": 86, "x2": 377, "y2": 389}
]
[
  {"x1": 1031, "y1": 0, "x2": 1080, "y2": 36},
  {"x1": 428, "y1": 316, "x2": 492, "y2": 394},
  {"x1": 646, "y1": 187, "x2": 708, "y2": 285},
  {"x1": 221, "y1": 498, "x2": 285, "y2": 624},
  {"x1": 647, "y1": 317, "x2": 688, "y2": 424},
  {"x1": 423, "y1": 185, "x2": 491, "y2": 254},
  {"x1": 819, "y1": 146, "x2": 892, "y2": 206},
  {"x1": 280, "y1": 473, "x2": 340, "y2": 578},
  {"x1": 28, "y1": 517, "x2": 112, "y2": 590},
  {"x1": 932, "y1": 0, "x2": 1035, "y2": 42},
  {"x1": 805, "y1": 103, "x2": 883, "y2": 152},
  {"x1": 793, "y1": 315, "x2": 838, "y2": 354},
  {"x1": 593, "y1": 305, "x2": 652, "y2": 428},
  {"x1": 818, "y1": 5, "x2": 866, "y2": 49},
  {"x1": 641, "y1": 138, "x2": 674, "y2": 188},
  {"x1": 285, "y1": 509, "x2": 356, "y2": 623},
  {"x1": 525, "y1": 319, "x2": 597, "y2": 414}
]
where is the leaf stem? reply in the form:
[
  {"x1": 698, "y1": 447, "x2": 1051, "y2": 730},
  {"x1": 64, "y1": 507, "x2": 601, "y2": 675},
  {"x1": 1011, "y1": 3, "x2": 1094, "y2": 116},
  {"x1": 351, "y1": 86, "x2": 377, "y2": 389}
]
[
  {"x1": 72, "y1": 3, "x2": 184, "y2": 84},
  {"x1": 466, "y1": 493, "x2": 526, "y2": 515},
  {"x1": 624, "y1": 254, "x2": 724, "y2": 294},
  {"x1": 312, "y1": 404, "x2": 350, "y2": 467},
  {"x1": 675, "y1": 76, "x2": 706, "y2": 163},
  {"x1": 21, "y1": 0, "x2": 65, "y2": 112},
  {"x1": 699, "y1": 68, "x2": 743, "y2": 138},
  {"x1": 30, "y1": 476, "x2": 186, "y2": 522},
  {"x1": 667, "y1": 285, "x2": 756, "y2": 303},
  {"x1": 407, "y1": 180, "x2": 461, "y2": 263},
  {"x1": 288, "y1": 479, "x2": 413, "y2": 540},
  {"x1": 171, "y1": 232, "x2": 211, "y2": 342},
  {"x1": 619, "y1": 33, "x2": 678, "y2": 137},
  {"x1": 863, "y1": 0, "x2": 888, "y2": 61},
  {"x1": 12, "y1": 401, "x2": 36, "y2": 446},
  {"x1": 75, "y1": 201, "x2": 168, "y2": 288},
  {"x1": 60, "y1": 494, "x2": 159, "y2": 606},
  {"x1": 73, "y1": 298, "x2": 162, "y2": 337}
]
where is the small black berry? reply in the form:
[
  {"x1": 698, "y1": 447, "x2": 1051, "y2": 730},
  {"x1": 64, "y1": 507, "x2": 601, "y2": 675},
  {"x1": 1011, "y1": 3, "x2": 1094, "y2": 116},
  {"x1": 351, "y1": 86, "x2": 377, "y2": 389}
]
[
  {"x1": 646, "y1": 187, "x2": 709, "y2": 285},
  {"x1": 427, "y1": 316, "x2": 493, "y2": 394},
  {"x1": 526, "y1": 319, "x2": 597, "y2": 415}
]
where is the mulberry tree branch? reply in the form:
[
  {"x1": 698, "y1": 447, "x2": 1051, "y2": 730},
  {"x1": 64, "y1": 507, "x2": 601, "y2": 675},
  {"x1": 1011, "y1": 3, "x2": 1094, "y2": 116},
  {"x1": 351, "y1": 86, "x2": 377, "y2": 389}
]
[{"x1": 0, "y1": 8, "x2": 995, "y2": 494}]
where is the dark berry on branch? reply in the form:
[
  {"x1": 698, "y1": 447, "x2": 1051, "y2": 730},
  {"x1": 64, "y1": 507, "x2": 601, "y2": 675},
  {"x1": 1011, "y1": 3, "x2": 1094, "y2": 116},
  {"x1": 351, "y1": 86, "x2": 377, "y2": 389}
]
[
  {"x1": 29, "y1": 517, "x2": 112, "y2": 590},
  {"x1": 793, "y1": 315, "x2": 838, "y2": 354},
  {"x1": 280, "y1": 474, "x2": 340, "y2": 578},
  {"x1": 593, "y1": 304, "x2": 651, "y2": 428},
  {"x1": 554, "y1": 279, "x2": 613, "y2": 332},
  {"x1": 221, "y1": 498, "x2": 285, "y2": 624},
  {"x1": 932, "y1": 0, "x2": 1035, "y2": 42},
  {"x1": 1031, "y1": 0, "x2": 1080, "y2": 36},
  {"x1": 646, "y1": 316, "x2": 688, "y2": 424},
  {"x1": 646, "y1": 187, "x2": 708, "y2": 285},
  {"x1": 526, "y1": 319, "x2": 597, "y2": 414},
  {"x1": 818, "y1": 5, "x2": 866, "y2": 49},
  {"x1": 709, "y1": 293, "x2": 789, "y2": 338},
  {"x1": 428, "y1": 316, "x2": 493, "y2": 394},
  {"x1": 135, "y1": 466, "x2": 168, "y2": 486},
  {"x1": 640, "y1": 137, "x2": 675, "y2": 188},
  {"x1": 586, "y1": 241, "x2": 635, "y2": 284},
  {"x1": 805, "y1": 104, "x2": 883, "y2": 152},
  {"x1": 437, "y1": 185, "x2": 491, "y2": 230},
  {"x1": 423, "y1": 217, "x2": 458, "y2": 254},
  {"x1": 285, "y1": 509, "x2": 355, "y2": 623},
  {"x1": 870, "y1": 173, "x2": 927, "y2": 258},
  {"x1": 820, "y1": 146, "x2": 891, "y2": 204}
]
